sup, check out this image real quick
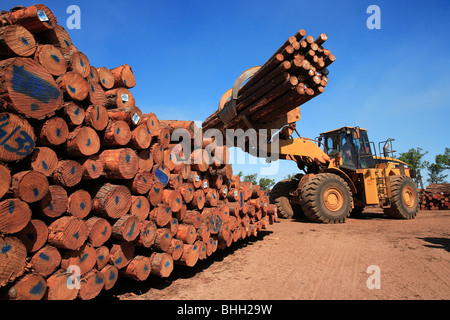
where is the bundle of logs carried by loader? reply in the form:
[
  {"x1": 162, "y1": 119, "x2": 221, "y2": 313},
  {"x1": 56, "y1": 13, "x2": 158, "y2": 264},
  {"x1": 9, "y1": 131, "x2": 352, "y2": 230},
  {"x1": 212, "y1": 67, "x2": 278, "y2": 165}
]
[
  {"x1": 202, "y1": 26, "x2": 334, "y2": 134},
  {"x1": 419, "y1": 184, "x2": 450, "y2": 211},
  {"x1": 0, "y1": 4, "x2": 278, "y2": 300}
]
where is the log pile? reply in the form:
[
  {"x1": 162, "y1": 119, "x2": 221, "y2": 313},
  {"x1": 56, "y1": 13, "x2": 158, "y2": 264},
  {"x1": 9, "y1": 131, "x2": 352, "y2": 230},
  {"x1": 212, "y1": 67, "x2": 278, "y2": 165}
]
[
  {"x1": 202, "y1": 29, "x2": 334, "y2": 134},
  {"x1": 420, "y1": 184, "x2": 450, "y2": 210},
  {"x1": 0, "y1": 4, "x2": 276, "y2": 300}
]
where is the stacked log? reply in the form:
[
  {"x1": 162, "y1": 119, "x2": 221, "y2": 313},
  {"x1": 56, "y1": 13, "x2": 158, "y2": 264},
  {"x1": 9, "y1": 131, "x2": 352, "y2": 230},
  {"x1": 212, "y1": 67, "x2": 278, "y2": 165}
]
[
  {"x1": 420, "y1": 184, "x2": 450, "y2": 210},
  {"x1": 202, "y1": 29, "x2": 334, "y2": 135},
  {"x1": 0, "y1": 4, "x2": 273, "y2": 300}
]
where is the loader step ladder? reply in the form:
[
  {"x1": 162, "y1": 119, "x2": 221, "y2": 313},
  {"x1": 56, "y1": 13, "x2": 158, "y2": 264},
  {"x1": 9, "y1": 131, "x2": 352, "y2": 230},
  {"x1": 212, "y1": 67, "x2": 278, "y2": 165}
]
[
  {"x1": 376, "y1": 170, "x2": 391, "y2": 208},
  {"x1": 376, "y1": 138, "x2": 396, "y2": 208}
]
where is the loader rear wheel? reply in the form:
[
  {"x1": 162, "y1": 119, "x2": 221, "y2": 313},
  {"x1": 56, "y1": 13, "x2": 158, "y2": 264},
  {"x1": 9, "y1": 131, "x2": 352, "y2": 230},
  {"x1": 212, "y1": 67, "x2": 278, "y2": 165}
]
[
  {"x1": 383, "y1": 175, "x2": 419, "y2": 219},
  {"x1": 269, "y1": 179, "x2": 299, "y2": 219},
  {"x1": 300, "y1": 173, "x2": 352, "y2": 223}
]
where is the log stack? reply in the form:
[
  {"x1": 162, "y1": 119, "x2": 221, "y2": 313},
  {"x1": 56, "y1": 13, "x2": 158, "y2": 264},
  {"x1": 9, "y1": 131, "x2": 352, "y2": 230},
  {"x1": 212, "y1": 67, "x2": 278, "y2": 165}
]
[
  {"x1": 420, "y1": 184, "x2": 450, "y2": 210},
  {"x1": 202, "y1": 29, "x2": 334, "y2": 135},
  {"x1": 0, "y1": 4, "x2": 274, "y2": 300}
]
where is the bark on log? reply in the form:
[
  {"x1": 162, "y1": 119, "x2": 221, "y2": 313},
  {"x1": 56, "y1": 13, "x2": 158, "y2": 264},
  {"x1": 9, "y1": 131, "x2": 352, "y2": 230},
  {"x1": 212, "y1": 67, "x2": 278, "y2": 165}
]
[
  {"x1": 0, "y1": 25, "x2": 36, "y2": 57},
  {"x1": 33, "y1": 44, "x2": 66, "y2": 76},
  {"x1": 29, "y1": 245, "x2": 61, "y2": 277},
  {"x1": 47, "y1": 216, "x2": 87, "y2": 250},
  {"x1": 0, "y1": 198, "x2": 31, "y2": 234},
  {"x1": 11, "y1": 170, "x2": 49, "y2": 203},
  {"x1": 0, "y1": 58, "x2": 62, "y2": 119}
]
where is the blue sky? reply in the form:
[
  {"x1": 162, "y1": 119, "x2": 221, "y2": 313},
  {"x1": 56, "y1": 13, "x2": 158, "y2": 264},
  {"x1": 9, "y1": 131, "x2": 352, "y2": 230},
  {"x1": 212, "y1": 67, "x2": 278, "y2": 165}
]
[{"x1": 9, "y1": 0, "x2": 450, "y2": 185}]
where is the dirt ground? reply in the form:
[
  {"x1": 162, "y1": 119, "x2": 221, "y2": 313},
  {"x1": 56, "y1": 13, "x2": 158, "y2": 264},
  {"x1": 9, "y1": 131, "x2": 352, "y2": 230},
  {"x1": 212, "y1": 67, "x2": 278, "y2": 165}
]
[{"x1": 107, "y1": 209, "x2": 450, "y2": 300}]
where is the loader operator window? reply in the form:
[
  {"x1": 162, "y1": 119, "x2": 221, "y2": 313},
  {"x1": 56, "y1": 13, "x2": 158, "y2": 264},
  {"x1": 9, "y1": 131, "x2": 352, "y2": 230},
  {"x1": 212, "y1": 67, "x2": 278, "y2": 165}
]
[
  {"x1": 352, "y1": 130, "x2": 375, "y2": 169},
  {"x1": 325, "y1": 136, "x2": 340, "y2": 157},
  {"x1": 341, "y1": 133, "x2": 357, "y2": 170}
]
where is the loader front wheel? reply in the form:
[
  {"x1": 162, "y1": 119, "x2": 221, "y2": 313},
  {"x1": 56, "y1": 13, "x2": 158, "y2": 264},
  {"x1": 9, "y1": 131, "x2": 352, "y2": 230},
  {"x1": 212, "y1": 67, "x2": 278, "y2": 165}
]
[
  {"x1": 269, "y1": 179, "x2": 299, "y2": 219},
  {"x1": 300, "y1": 173, "x2": 352, "y2": 223},
  {"x1": 383, "y1": 175, "x2": 419, "y2": 219}
]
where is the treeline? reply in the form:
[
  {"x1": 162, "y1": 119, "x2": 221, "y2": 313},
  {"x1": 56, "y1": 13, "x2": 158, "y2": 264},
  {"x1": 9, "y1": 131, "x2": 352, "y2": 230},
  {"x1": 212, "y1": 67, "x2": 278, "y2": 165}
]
[{"x1": 398, "y1": 147, "x2": 449, "y2": 189}]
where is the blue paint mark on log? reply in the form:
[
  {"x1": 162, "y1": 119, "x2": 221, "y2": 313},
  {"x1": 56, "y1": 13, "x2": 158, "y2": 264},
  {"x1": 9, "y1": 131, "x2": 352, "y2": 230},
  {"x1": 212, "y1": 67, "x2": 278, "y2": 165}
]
[
  {"x1": 96, "y1": 106, "x2": 100, "y2": 120},
  {"x1": 64, "y1": 40, "x2": 70, "y2": 47},
  {"x1": 90, "y1": 84, "x2": 94, "y2": 92},
  {"x1": 39, "y1": 252, "x2": 49, "y2": 261},
  {"x1": 175, "y1": 244, "x2": 180, "y2": 249},
  {"x1": 136, "y1": 199, "x2": 141, "y2": 208},
  {"x1": 71, "y1": 166, "x2": 75, "y2": 175},
  {"x1": 144, "y1": 264, "x2": 149, "y2": 272},
  {"x1": 92, "y1": 164, "x2": 96, "y2": 171},
  {"x1": 90, "y1": 71, "x2": 94, "y2": 79},
  {"x1": 73, "y1": 232, "x2": 79, "y2": 239},
  {"x1": 164, "y1": 233, "x2": 169, "y2": 239},
  {"x1": 68, "y1": 85, "x2": 76, "y2": 93},
  {"x1": 56, "y1": 128, "x2": 60, "y2": 137},
  {"x1": 2, "y1": 244, "x2": 12, "y2": 254},
  {"x1": 176, "y1": 198, "x2": 180, "y2": 204},
  {"x1": 95, "y1": 275, "x2": 103, "y2": 284},
  {"x1": 126, "y1": 221, "x2": 136, "y2": 239},
  {"x1": 142, "y1": 177, "x2": 147, "y2": 183},
  {"x1": 102, "y1": 79, "x2": 105, "y2": 84},
  {"x1": 101, "y1": 226, "x2": 107, "y2": 236},
  {"x1": 21, "y1": 37, "x2": 29, "y2": 45},
  {"x1": 8, "y1": 201, "x2": 14, "y2": 214},
  {"x1": 80, "y1": 59, "x2": 84, "y2": 67},
  {"x1": 74, "y1": 107, "x2": 79, "y2": 115},
  {"x1": 86, "y1": 138, "x2": 91, "y2": 146},
  {"x1": 33, "y1": 188, "x2": 39, "y2": 197},
  {"x1": 50, "y1": 54, "x2": 60, "y2": 63},
  {"x1": 125, "y1": 154, "x2": 130, "y2": 162},
  {"x1": 41, "y1": 160, "x2": 48, "y2": 170},
  {"x1": 164, "y1": 261, "x2": 170, "y2": 268},
  {"x1": 166, "y1": 207, "x2": 170, "y2": 213},
  {"x1": 108, "y1": 271, "x2": 116, "y2": 281},
  {"x1": 48, "y1": 201, "x2": 53, "y2": 211},
  {"x1": 115, "y1": 196, "x2": 119, "y2": 204},
  {"x1": 30, "y1": 281, "x2": 45, "y2": 295},
  {"x1": 80, "y1": 202, "x2": 85, "y2": 210},
  {"x1": 116, "y1": 128, "x2": 120, "y2": 135},
  {"x1": 154, "y1": 168, "x2": 168, "y2": 186},
  {"x1": 80, "y1": 253, "x2": 88, "y2": 262},
  {"x1": 98, "y1": 255, "x2": 104, "y2": 261},
  {"x1": 11, "y1": 65, "x2": 60, "y2": 103},
  {"x1": 31, "y1": 103, "x2": 40, "y2": 111},
  {"x1": 154, "y1": 187, "x2": 160, "y2": 193},
  {"x1": 115, "y1": 257, "x2": 122, "y2": 265}
]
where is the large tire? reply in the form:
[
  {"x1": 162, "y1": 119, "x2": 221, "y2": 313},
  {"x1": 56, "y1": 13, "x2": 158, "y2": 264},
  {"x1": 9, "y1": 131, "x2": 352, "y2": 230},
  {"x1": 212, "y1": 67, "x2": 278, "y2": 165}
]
[
  {"x1": 269, "y1": 179, "x2": 299, "y2": 219},
  {"x1": 300, "y1": 173, "x2": 352, "y2": 223},
  {"x1": 383, "y1": 175, "x2": 419, "y2": 219}
]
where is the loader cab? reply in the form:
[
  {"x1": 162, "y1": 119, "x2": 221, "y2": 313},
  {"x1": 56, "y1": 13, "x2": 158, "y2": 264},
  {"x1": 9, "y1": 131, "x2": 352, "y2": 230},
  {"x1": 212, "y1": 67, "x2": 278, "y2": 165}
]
[{"x1": 320, "y1": 126, "x2": 375, "y2": 170}]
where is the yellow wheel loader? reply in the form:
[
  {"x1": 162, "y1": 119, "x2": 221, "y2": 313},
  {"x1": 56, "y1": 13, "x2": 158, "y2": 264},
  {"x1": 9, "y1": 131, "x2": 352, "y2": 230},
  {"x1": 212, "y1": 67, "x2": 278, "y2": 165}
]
[
  {"x1": 207, "y1": 75, "x2": 419, "y2": 224},
  {"x1": 268, "y1": 124, "x2": 419, "y2": 223}
]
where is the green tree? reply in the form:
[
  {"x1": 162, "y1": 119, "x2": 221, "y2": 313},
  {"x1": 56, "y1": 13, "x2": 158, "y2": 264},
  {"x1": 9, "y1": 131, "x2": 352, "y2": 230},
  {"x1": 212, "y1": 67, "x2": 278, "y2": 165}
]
[
  {"x1": 284, "y1": 173, "x2": 296, "y2": 180},
  {"x1": 259, "y1": 177, "x2": 275, "y2": 191},
  {"x1": 398, "y1": 147, "x2": 428, "y2": 189},
  {"x1": 243, "y1": 173, "x2": 258, "y2": 185},
  {"x1": 426, "y1": 148, "x2": 449, "y2": 184}
]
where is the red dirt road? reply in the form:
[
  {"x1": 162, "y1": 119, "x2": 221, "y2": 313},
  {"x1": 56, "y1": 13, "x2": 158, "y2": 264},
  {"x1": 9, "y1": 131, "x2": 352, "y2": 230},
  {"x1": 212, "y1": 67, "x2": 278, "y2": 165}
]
[{"x1": 111, "y1": 209, "x2": 450, "y2": 300}]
